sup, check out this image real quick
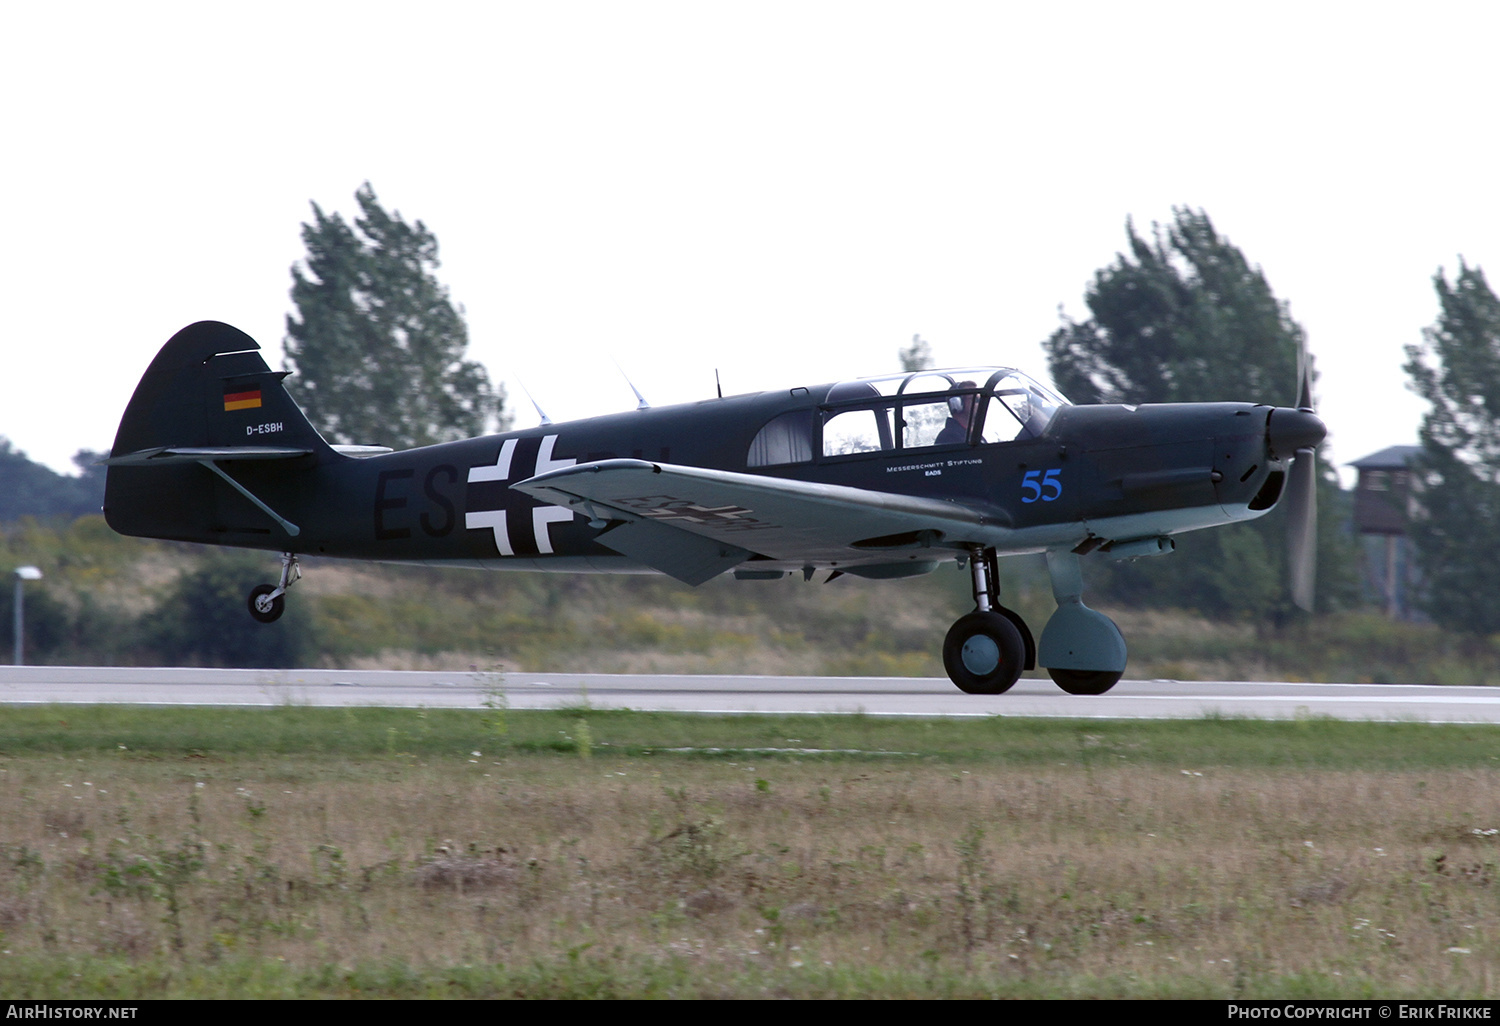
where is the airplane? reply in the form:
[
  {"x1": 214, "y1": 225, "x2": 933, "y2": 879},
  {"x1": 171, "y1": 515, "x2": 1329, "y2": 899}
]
[{"x1": 103, "y1": 320, "x2": 1325, "y2": 696}]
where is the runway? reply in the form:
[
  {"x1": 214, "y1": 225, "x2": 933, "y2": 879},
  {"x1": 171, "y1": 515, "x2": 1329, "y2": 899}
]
[{"x1": 2, "y1": 666, "x2": 1499, "y2": 722}]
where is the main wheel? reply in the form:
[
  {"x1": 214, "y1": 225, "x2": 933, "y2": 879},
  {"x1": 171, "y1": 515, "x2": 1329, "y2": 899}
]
[
  {"x1": 943, "y1": 611, "x2": 1025, "y2": 694},
  {"x1": 247, "y1": 584, "x2": 284, "y2": 624},
  {"x1": 1048, "y1": 668, "x2": 1122, "y2": 695}
]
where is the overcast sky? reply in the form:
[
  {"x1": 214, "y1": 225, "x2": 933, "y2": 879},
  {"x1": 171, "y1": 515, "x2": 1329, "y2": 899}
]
[{"x1": 3, "y1": 1, "x2": 1496, "y2": 487}]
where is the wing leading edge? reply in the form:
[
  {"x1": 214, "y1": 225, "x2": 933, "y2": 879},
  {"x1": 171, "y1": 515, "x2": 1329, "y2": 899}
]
[{"x1": 512, "y1": 458, "x2": 1009, "y2": 584}]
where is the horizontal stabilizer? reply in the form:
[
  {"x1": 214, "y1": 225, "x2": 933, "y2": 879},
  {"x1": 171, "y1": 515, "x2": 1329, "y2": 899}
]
[
  {"x1": 101, "y1": 445, "x2": 314, "y2": 466},
  {"x1": 331, "y1": 445, "x2": 395, "y2": 458}
]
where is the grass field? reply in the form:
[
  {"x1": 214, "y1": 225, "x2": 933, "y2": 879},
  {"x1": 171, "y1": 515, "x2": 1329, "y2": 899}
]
[{"x1": 2, "y1": 705, "x2": 1499, "y2": 998}]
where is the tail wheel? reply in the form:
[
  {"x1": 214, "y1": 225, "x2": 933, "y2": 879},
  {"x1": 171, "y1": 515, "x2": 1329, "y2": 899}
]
[
  {"x1": 943, "y1": 611, "x2": 1025, "y2": 695},
  {"x1": 1048, "y1": 668, "x2": 1122, "y2": 695},
  {"x1": 247, "y1": 584, "x2": 284, "y2": 624}
]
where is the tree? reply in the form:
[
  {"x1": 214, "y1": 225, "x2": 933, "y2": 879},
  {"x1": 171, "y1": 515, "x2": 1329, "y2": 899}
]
[
  {"x1": 284, "y1": 183, "x2": 506, "y2": 451},
  {"x1": 899, "y1": 334, "x2": 934, "y2": 372},
  {"x1": 1403, "y1": 261, "x2": 1500, "y2": 634},
  {"x1": 1044, "y1": 207, "x2": 1357, "y2": 619},
  {"x1": 0, "y1": 440, "x2": 107, "y2": 522},
  {"x1": 1046, "y1": 208, "x2": 1303, "y2": 406}
]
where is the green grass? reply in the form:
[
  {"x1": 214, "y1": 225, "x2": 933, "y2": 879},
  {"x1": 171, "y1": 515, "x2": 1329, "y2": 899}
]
[
  {"x1": 0, "y1": 953, "x2": 1411, "y2": 999},
  {"x1": 3, "y1": 704, "x2": 1500, "y2": 770},
  {"x1": 3, "y1": 706, "x2": 1500, "y2": 998}
]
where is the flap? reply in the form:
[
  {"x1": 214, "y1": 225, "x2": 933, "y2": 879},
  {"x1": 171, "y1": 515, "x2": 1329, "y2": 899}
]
[{"x1": 593, "y1": 519, "x2": 753, "y2": 586}]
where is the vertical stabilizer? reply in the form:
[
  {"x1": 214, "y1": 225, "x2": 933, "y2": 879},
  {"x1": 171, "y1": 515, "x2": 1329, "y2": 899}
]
[
  {"x1": 110, "y1": 321, "x2": 332, "y2": 457},
  {"x1": 105, "y1": 322, "x2": 334, "y2": 544}
]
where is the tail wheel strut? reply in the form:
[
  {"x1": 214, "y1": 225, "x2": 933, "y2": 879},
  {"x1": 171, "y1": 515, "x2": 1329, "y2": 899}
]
[{"x1": 248, "y1": 553, "x2": 300, "y2": 624}]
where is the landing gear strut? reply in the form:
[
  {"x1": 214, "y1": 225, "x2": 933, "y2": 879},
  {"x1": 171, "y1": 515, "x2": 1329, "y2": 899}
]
[
  {"x1": 248, "y1": 552, "x2": 301, "y2": 624},
  {"x1": 942, "y1": 547, "x2": 1033, "y2": 695}
]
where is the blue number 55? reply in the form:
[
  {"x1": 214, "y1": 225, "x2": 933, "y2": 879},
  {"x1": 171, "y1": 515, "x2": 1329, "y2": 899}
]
[{"x1": 1021, "y1": 469, "x2": 1062, "y2": 503}]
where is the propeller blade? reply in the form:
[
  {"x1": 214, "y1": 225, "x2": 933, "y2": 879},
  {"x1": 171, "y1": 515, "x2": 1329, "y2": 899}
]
[
  {"x1": 1295, "y1": 340, "x2": 1315, "y2": 412},
  {"x1": 1285, "y1": 334, "x2": 1318, "y2": 610},
  {"x1": 1286, "y1": 448, "x2": 1318, "y2": 611}
]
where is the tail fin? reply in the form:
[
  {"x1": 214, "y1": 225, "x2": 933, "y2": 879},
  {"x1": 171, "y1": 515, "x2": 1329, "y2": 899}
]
[
  {"x1": 109, "y1": 321, "x2": 332, "y2": 457},
  {"x1": 105, "y1": 322, "x2": 334, "y2": 543}
]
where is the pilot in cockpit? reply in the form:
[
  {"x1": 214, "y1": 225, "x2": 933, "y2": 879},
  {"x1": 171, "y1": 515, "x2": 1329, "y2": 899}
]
[{"x1": 936, "y1": 381, "x2": 978, "y2": 445}]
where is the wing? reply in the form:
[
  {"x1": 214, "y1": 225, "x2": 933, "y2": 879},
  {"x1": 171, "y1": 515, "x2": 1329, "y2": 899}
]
[{"x1": 512, "y1": 458, "x2": 1008, "y2": 585}]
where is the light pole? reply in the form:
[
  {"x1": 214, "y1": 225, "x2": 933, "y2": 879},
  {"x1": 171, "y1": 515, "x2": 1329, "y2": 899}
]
[{"x1": 13, "y1": 566, "x2": 42, "y2": 666}]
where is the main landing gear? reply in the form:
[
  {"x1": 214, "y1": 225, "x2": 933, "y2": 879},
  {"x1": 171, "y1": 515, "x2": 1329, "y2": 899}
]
[
  {"x1": 943, "y1": 548, "x2": 1033, "y2": 694},
  {"x1": 942, "y1": 547, "x2": 1126, "y2": 696},
  {"x1": 247, "y1": 552, "x2": 301, "y2": 624}
]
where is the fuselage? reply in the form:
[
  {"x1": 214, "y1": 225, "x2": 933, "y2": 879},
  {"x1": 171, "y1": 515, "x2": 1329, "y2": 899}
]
[{"x1": 107, "y1": 364, "x2": 1299, "y2": 576}]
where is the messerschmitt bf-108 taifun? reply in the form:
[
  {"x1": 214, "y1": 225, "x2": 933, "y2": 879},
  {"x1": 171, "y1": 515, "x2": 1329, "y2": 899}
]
[{"x1": 104, "y1": 321, "x2": 1325, "y2": 696}]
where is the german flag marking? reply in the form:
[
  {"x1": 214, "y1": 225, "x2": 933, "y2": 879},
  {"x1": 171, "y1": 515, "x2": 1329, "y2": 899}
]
[{"x1": 224, "y1": 388, "x2": 262, "y2": 412}]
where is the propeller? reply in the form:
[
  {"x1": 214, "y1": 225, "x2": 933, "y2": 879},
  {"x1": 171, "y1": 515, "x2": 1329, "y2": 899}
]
[
  {"x1": 1285, "y1": 437, "x2": 1318, "y2": 611},
  {"x1": 1270, "y1": 341, "x2": 1324, "y2": 611}
]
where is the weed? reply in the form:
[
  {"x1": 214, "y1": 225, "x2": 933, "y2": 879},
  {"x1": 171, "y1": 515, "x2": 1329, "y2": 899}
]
[
  {"x1": 651, "y1": 817, "x2": 738, "y2": 880},
  {"x1": 311, "y1": 844, "x2": 347, "y2": 890},
  {"x1": 954, "y1": 824, "x2": 989, "y2": 955},
  {"x1": 478, "y1": 669, "x2": 510, "y2": 745},
  {"x1": 96, "y1": 831, "x2": 206, "y2": 953}
]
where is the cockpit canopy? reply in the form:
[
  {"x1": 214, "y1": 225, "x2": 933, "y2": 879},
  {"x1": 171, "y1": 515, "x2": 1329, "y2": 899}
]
[{"x1": 747, "y1": 368, "x2": 1070, "y2": 468}]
